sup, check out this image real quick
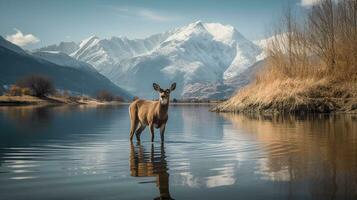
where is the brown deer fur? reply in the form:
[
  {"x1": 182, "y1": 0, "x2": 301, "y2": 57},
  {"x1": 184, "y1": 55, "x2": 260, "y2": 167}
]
[{"x1": 129, "y1": 83, "x2": 176, "y2": 142}]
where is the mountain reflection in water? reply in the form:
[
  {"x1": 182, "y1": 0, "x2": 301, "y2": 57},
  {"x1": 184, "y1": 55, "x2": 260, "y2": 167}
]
[{"x1": 220, "y1": 113, "x2": 357, "y2": 199}]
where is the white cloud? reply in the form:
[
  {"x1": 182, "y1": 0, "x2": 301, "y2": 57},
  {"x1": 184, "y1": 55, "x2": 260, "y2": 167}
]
[
  {"x1": 300, "y1": 0, "x2": 321, "y2": 7},
  {"x1": 111, "y1": 6, "x2": 176, "y2": 22},
  {"x1": 5, "y1": 29, "x2": 40, "y2": 47},
  {"x1": 300, "y1": 0, "x2": 339, "y2": 7},
  {"x1": 137, "y1": 9, "x2": 172, "y2": 22}
]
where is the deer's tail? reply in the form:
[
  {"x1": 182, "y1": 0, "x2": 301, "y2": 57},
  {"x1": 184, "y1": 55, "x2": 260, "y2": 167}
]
[{"x1": 129, "y1": 102, "x2": 139, "y2": 141}]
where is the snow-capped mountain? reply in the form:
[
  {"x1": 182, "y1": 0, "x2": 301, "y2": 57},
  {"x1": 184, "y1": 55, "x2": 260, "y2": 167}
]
[
  {"x1": 38, "y1": 21, "x2": 266, "y2": 99},
  {"x1": 37, "y1": 41, "x2": 79, "y2": 55},
  {"x1": 0, "y1": 36, "x2": 132, "y2": 98},
  {"x1": 69, "y1": 33, "x2": 170, "y2": 77},
  {"x1": 32, "y1": 51, "x2": 97, "y2": 72}
]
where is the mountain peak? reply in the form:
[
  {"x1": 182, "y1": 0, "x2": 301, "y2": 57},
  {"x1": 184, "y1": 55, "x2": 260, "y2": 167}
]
[
  {"x1": 87, "y1": 35, "x2": 99, "y2": 40},
  {"x1": 164, "y1": 21, "x2": 248, "y2": 46},
  {"x1": 204, "y1": 22, "x2": 248, "y2": 45},
  {"x1": 77, "y1": 35, "x2": 100, "y2": 50},
  {"x1": 187, "y1": 20, "x2": 206, "y2": 30},
  {"x1": 192, "y1": 20, "x2": 203, "y2": 26},
  {"x1": 163, "y1": 20, "x2": 210, "y2": 43},
  {"x1": 81, "y1": 35, "x2": 99, "y2": 44}
]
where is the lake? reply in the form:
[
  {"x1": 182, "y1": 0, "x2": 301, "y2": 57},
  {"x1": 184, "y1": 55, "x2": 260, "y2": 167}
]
[{"x1": 0, "y1": 105, "x2": 356, "y2": 200}]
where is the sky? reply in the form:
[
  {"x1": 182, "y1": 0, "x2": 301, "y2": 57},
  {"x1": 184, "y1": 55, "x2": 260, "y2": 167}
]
[{"x1": 0, "y1": 0, "x2": 318, "y2": 49}]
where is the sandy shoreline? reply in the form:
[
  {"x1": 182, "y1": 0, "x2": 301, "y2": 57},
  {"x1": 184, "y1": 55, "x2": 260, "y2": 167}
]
[
  {"x1": 0, "y1": 95, "x2": 127, "y2": 107},
  {"x1": 0, "y1": 96, "x2": 221, "y2": 107}
]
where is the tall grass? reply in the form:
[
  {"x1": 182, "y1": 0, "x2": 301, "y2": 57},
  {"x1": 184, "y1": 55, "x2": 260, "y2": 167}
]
[
  {"x1": 214, "y1": 0, "x2": 357, "y2": 113},
  {"x1": 259, "y1": 0, "x2": 357, "y2": 82}
]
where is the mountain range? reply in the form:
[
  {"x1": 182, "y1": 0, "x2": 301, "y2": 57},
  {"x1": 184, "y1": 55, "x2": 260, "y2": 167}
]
[
  {"x1": 0, "y1": 36, "x2": 132, "y2": 99},
  {"x1": 36, "y1": 21, "x2": 268, "y2": 99},
  {"x1": 2, "y1": 21, "x2": 269, "y2": 99}
]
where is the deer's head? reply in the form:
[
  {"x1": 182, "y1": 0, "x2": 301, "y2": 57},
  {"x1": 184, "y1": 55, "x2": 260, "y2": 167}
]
[{"x1": 153, "y1": 83, "x2": 176, "y2": 105}]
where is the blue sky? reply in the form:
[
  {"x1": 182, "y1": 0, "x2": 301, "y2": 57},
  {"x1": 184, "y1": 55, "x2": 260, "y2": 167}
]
[{"x1": 0, "y1": 0, "x2": 315, "y2": 49}]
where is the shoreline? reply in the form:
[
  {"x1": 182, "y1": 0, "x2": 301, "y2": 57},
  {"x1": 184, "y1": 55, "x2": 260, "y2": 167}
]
[
  {"x1": 1, "y1": 95, "x2": 355, "y2": 115},
  {"x1": 0, "y1": 96, "x2": 221, "y2": 107},
  {"x1": 0, "y1": 95, "x2": 127, "y2": 107},
  {"x1": 212, "y1": 96, "x2": 357, "y2": 114},
  {"x1": 171, "y1": 102, "x2": 219, "y2": 105}
]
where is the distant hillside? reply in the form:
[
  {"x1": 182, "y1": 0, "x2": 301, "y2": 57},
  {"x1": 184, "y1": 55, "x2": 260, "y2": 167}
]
[
  {"x1": 32, "y1": 51, "x2": 97, "y2": 72},
  {"x1": 0, "y1": 37, "x2": 132, "y2": 99}
]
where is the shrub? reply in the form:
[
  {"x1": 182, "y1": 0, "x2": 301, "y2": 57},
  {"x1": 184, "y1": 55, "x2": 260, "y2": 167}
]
[
  {"x1": 62, "y1": 90, "x2": 70, "y2": 97},
  {"x1": 96, "y1": 90, "x2": 114, "y2": 102},
  {"x1": 114, "y1": 96, "x2": 125, "y2": 102},
  {"x1": 16, "y1": 75, "x2": 55, "y2": 97},
  {"x1": 80, "y1": 95, "x2": 91, "y2": 101},
  {"x1": 68, "y1": 95, "x2": 81, "y2": 102},
  {"x1": 7, "y1": 85, "x2": 23, "y2": 96},
  {"x1": 21, "y1": 87, "x2": 31, "y2": 95},
  {"x1": 0, "y1": 85, "x2": 4, "y2": 95}
]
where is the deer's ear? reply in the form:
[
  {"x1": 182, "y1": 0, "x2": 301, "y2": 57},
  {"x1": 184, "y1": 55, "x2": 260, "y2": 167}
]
[
  {"x1": 170, "y1": 82, "x2": 176, "y2": 91},
  {"x1": 153, "y1": 83, "x2": 161, "y2": 91}
]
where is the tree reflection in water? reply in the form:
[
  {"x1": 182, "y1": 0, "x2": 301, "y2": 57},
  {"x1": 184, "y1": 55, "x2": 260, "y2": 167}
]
[{"x1": 221, "y1": 113, "x2": 357, "y2": 199}]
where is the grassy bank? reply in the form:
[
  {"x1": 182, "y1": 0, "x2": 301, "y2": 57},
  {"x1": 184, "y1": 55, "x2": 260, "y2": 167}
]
[
  {"x1": 212, "y1": 78, "x2": 357, "y2": 114},
  {"x1": 213, "y1": 0, "x2": 357, "y2": 114}
]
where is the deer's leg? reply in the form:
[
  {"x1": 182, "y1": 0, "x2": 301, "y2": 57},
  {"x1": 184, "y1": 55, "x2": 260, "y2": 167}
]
[
  {"x1": 129, "y1": 117, "x2": 139, "y2": 141},
  {"x1": 135, "y1": 123, "x2": 146, "y2": 142},
  {"x1": 160, "y1": 124, "x2": 166, "y2": 143},
  {"x1": 149, "y1": 124, "x2": 155, "y2": 142}
]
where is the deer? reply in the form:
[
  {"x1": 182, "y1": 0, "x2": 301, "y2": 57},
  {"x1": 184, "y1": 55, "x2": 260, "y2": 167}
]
[
  {"x1": 129, "y1": 142, "x2": 173, "y2": 199},
  {"x1": 129, "y1": 82, "x2": 176, "y2": 142}
]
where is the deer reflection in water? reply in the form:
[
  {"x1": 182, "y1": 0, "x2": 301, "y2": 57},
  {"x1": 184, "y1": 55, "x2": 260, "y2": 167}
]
[{"x1": 130, "y1": 142, "x2": 173, "y2": 200}]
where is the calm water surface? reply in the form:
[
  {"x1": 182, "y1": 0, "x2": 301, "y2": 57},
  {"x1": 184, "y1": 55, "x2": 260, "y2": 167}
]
[{"x1": 0, "y1": 105, "x2": 356, "y2": 200}]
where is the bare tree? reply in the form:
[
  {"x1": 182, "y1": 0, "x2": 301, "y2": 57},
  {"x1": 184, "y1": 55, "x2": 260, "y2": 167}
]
[
  {"x1": 307, "y1": 0, "x2": 336, "y2": 71},
  {"x1": 16, "y1": 75, "x2": 55, "y2": 97},
  {"x1": 264, "y1": 0, "x2": 357, "y2": 80},
  {"x1": 114, "y1": 96, "x2": 125, "y2": 102},
  {"x1": 96, "y1": 90, "x2": 114, "y2": 102}
]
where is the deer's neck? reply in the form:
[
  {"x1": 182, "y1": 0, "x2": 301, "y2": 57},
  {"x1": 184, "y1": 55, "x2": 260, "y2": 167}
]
[{"x1": 157, "y1": 102, "x2": 169, "y2": 117}]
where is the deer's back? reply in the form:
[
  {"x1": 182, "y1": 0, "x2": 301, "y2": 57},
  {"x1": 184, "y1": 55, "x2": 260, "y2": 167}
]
[{"x1": 130, "y1": 99, "x2": 158, "y2": 125}]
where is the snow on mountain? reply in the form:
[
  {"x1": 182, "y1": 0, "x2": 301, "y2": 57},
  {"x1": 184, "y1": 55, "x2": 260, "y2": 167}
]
[
  {"x1": 70, "y1": 33, "x2": 170, "y2": 76},
  {"x1": 40, "y1": 21, "x2": 266, "y2": 99},
  {"x1": 110, "y1": 21, "x2": 263, "y2": 98},
  {"x1": 37, "y1": 41, "x2": 79, "y2": 55},
  {"x1": 0, "y1": 37, "x2": 132, "y2": 98},
  {"x1": 32, "y1": 51, "x2": 97, "y2": 72}
]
